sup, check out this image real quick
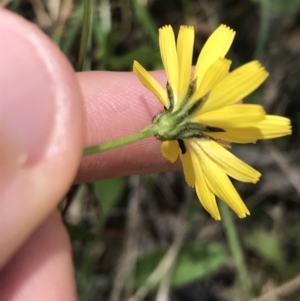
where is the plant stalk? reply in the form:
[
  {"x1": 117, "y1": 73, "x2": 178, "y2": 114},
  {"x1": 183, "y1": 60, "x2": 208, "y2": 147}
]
[
  {"x1": 220, "y1": 201, "x2": 253, "y2": 299},
  {"x1": 83, "y1": 125, "x2": 157, "y2": 156},
  {"x1": 76, "y1": 0, "x2": 92, "y2": 71}
]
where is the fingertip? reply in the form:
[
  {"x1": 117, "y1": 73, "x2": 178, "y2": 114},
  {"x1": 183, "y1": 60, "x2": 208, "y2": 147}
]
[
  {"x1": 0, "y1": 9, "x2": 84, "y2": 266},
  {"x1": 76, "y1": 71, "x2": 180, "y2": 182}
]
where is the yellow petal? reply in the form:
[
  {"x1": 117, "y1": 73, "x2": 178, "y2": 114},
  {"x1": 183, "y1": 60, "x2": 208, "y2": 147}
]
[
  {"x1": 200, "y1": 140, "x2": 261, "y2": 183},
  {"x1": 176, "y1": 26, "x2": 194, "y2": 105},
  {"x1": 193, "y1": 58, "x2": 231, "y2": 102},
  {"x1": 195, "y1": 166, "x2": 221, "y2": 220},
  {"x1": 188, "y1": 145, "x2": 220, "y2": 219},
  {"x1": 159, "y1": 25, "x2": 179, "y2": 100},
  {"x1": 256, "y1": 115, "x2": 292, "y2": 139},
  {"x1": 133, "y1": 61, "x2": 169, "y2": 108},
  {"x1": 161, "y1": 140, "x2": 180, "y2": 163},
  {"x1": 196, "y1": 141, "x2": 250, "y2": 218},
  {"x1": 205, "y1": 128, "x2": 261, "y2": 143},
  {"x1": 179, "y1": 142, "x2": 195, "y2": 187},
  {"x1": 206, "y1": 115, "x2": 291, "y2": 143},
  {"x1": 207, "y1": 165, "x2": 250, "y2": 218},
  {"x1": 201, "y1": 61, "x2": 268, "y2": 113},
  {"x1": 193, "y1": 24, "x2": 235, "y2": 86},
  {"x1": 193, "y1": 104, "x2": 265, "y2": 128}
]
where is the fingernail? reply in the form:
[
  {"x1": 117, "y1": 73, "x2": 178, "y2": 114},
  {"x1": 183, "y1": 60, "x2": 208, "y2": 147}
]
[{"x1": 0, "y1": 20, "x2": 56, "y2": 167}]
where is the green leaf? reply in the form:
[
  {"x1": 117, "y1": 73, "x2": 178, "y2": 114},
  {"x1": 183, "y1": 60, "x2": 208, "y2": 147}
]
[
  {"x1": 132, "y1": 0, "x2": 158, "y2": 45},
  {"x1": 245, "y1": 229, "x2": 285, "y2": 269},
  {"x1": 134, "y1": 243, "x2": 228, "y2": 288},
  {"x1": 109, "y1": 48, "x2": 161, "y2": 70},
  {"x1": 66, "y1": 224, "x2": 95, "y2": 242},
  {"x1": 93, "y1": 177, "x2": 127, "y2": 212},
  {"x1": 251, "y1": 0, "x2": 300, "y2": 13},
  {"x1": 172, "y1": 243, "x2": 228, "y2": 286}
]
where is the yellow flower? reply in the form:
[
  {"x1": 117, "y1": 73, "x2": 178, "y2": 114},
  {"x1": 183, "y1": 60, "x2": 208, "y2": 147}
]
[{"x1": 133, "y1": 24, "x2": 291, "y2": 220}]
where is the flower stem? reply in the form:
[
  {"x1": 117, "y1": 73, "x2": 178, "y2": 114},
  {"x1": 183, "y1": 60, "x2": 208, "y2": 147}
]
[
  {"x1": 76, "y1": 0, "x2": 92, "y2": 71},
  {"x1": 220, "y1": 202, "x2": 253, "y2": 299},
  {"x1": 83, "y1": 125, "x2": 157, "y2": 156}
]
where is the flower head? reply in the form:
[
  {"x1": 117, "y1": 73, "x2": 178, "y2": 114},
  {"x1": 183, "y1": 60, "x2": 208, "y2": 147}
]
[{"x1": 133, "y1": 25, "x2": 291, "y2": 220}]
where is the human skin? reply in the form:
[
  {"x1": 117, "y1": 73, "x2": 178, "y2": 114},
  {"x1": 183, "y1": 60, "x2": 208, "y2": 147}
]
[{"x1": 0, "y1": 8, "x2": 178, "y2": 301}]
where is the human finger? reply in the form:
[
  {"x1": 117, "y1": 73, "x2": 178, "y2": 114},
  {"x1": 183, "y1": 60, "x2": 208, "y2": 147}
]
[
  {"x1": 0, "y1": 9, "x2": 84, "y2": 267},
  {"x1": 76, "y1": 71, "x2": 180, "y2": 183},
  {"x1": 0, "y1": 212, "x2": 77, "y2": 301}
]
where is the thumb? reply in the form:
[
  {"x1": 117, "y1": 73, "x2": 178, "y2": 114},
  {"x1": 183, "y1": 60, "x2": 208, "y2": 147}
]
[{"x1": 0, "y1": 9, "x2": 84, "y2": 267}]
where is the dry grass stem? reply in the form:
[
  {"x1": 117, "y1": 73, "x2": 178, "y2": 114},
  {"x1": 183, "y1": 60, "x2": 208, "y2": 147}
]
[
  {"x1": 110, "y1": 176, "x2": 141, "y2": 301},
  {"x1": 251, "y1": 274, "x2": 300, "y2": 301},
  {"x1": 127, "y1": 214, "x2": 186, "y2": 301},
  {"x1": 264, "y1": 141, "x2": 300, "y2": 199}
]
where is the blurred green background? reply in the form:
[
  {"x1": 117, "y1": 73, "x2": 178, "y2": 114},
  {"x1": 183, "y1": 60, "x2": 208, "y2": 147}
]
[{"x1": 4, "y1": 0, "x2": 300, "y2": 300}]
